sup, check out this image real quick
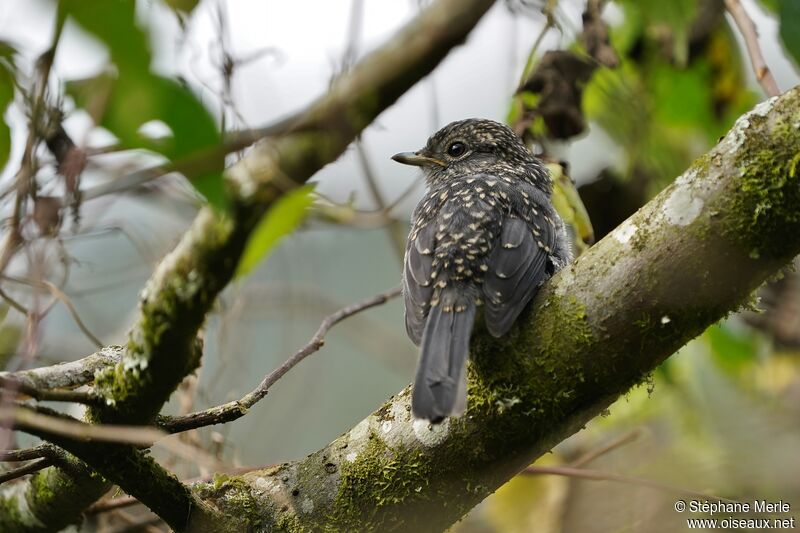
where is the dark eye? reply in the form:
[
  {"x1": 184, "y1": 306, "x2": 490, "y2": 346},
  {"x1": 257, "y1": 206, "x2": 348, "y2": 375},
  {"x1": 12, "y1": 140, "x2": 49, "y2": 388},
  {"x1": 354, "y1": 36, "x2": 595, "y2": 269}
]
[{"x1": 447, "y1": 141, "x2": 466, "y2": 158}]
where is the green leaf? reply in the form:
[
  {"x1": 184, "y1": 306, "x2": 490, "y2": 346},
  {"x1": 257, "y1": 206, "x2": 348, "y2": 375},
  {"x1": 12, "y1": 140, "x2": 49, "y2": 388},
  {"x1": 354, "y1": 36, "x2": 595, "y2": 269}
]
[
  {"x1": 61, "y1": 0, "x2": 149, "y2": 75},
  {"x1": 60, "y1": 0, "x2": 225, "y2": 209},
  {"x1": 777, "y1": 0, "x2": 800, "y2": 67},
  {"x1": 0, "y1": 41, "x2": 17, "y2": 174},
  {"x1": 236, "y1": 186, "x2": 316, "y2": 278},
  {"x1": 548, "y1": 163, "x2": 594, "y2": 255},
  {"x1": 619, "y1": 0, "x2": 696, "y2": 64},
  {"x1": 650, "y1": 62, "x2": 714, "y2": 131},
  {"x1": 757, "y1": 0, "x2": 778, "y2": 13}
]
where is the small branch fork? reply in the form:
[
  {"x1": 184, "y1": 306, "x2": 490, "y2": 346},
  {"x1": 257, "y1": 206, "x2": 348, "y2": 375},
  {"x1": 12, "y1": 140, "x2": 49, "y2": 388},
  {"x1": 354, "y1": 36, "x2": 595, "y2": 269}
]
[
  {"x1": 0, "y1": 287, "x2": 400, "y2": 487},
  {"x1": 159, "y1": 286, "x2": 402, "y2": 433},
  {"x1": 724, "y1": 0, "x2": 781, "y2": 97},
  {"x1": 0, "y1": 444, "x2": 61, "y2": 484}
]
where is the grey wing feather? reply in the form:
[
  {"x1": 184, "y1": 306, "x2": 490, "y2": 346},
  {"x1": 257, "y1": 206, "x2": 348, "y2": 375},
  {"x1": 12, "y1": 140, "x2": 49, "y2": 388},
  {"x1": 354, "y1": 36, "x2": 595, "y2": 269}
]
[
  {"x1": 483, "y1": 217, "x2": 553, "y2": 338},
  {"x1": 403, "y1": 223, "x2": 435, "y2": 345}
]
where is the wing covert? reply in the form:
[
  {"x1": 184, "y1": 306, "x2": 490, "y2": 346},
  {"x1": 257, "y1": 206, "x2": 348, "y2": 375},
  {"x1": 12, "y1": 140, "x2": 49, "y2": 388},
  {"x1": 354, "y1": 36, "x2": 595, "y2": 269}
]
[{"x1": 403, "y1": 223, "x2": 436, "y2": 344}]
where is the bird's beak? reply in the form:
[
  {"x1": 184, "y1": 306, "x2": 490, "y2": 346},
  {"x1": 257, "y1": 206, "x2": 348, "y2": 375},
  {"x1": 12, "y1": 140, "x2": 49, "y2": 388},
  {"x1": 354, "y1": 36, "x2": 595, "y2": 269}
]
[{"x1": 391, "y1": 151, "x2": 445, "y2": 167}]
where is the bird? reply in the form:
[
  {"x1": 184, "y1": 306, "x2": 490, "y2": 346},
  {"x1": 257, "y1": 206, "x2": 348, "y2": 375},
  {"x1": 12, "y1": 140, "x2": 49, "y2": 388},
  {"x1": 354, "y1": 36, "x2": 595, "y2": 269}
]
[{"x1": 392, "y1": 118, "x2": 571, "y2": 423}]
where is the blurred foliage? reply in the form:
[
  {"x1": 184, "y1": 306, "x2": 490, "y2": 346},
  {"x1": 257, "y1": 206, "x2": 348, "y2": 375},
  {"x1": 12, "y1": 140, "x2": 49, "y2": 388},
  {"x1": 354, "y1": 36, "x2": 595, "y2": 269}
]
[
  {"x1": 0, "y1": 303, "x2": 21, "y2": 369},
  {"x1": 776, "y1": 0, "x2": 800, "y2": 67},
  {"x1": 59, "y1": 0, "x2": 226, "y2": 209},
  {"x1": 236, "y1": 185, "x2": 316, "y2": 278},
  {"x1": 0, "y1": 41, "x2": 16, "y2": 173},
  {"x1": 455, "y1": 319, "x2": 800, "y2": 533},
  {"x1": 583, "y1": 15, "x2": 756, "y2": 196},
  {"x1": 758, "y1": 0, "x2": 800, "y2": 66}
]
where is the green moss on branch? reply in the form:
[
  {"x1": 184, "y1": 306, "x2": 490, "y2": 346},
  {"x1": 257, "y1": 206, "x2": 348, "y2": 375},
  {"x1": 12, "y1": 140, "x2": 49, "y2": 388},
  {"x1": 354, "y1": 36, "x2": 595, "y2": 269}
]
[{"x1": 203, "y1": 87, "x2": 800, "y2": 532}]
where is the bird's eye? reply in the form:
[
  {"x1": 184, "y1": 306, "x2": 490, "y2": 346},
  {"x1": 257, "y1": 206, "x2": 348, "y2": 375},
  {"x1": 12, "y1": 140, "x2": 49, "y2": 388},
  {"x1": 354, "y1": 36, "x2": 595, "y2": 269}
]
[{"x1": 446, "y1": 141, "x2": 466, "y2": 158}]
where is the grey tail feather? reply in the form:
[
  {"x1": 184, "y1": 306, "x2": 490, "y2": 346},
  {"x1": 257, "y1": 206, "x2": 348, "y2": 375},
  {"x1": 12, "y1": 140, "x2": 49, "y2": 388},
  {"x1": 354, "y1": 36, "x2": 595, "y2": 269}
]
[{"x1": 412, "y1": 290, "x2": 476, "y2": 423}]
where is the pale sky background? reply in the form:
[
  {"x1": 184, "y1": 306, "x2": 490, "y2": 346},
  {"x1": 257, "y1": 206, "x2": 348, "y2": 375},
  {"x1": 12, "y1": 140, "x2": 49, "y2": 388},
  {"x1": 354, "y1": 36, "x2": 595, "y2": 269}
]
[
  {"x1": 0, "y1": 0, "x2": 798, "y2": 465},
  {"x1": 1, "y1": 0, "x2": 798, "y2": 204}
]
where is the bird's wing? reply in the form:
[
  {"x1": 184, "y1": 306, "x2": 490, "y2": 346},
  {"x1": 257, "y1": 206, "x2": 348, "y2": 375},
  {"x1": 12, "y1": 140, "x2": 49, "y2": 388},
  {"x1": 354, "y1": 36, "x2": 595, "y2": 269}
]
[
  {"x1": 483, "y1": 216, "x2": 554, "y2": 338},
  {"x1": 404, "y1": 222, "x2": 436, "y2": 345}
]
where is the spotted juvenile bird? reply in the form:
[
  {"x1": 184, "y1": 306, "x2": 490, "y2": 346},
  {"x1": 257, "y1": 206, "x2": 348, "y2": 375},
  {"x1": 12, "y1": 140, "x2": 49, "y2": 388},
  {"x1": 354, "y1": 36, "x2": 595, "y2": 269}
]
[{"x1": 393, "y1": 118, "x2": 571, "y2": 422}]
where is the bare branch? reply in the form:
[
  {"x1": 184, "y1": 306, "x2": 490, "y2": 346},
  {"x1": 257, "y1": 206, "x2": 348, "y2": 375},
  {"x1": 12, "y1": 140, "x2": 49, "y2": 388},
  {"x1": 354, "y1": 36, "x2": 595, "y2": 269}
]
[
  {"x1": 523, "y1": 465, "x2": 743, "y2": 505},
  {"x1": 724, "y1": 0, "x2": 780, "y2": 97},
  {"x1": 354, "y1": 142, "x2": 408, "y2": 260},
  {"x1": 3, "y1": 276, "x2": 104, "y2": 348},
  {"x1": 0, "y1": 285, "x2": 29, "y2": 315},
  {"x1": 0, "y1": 444, "x2": 51, "y2": 462},
  {"x1": 570, "y1": 428, "x2": 641, "y2": 468},
  {"x1": 160, "y1": 286, "x2": 401, "y2": 433}
]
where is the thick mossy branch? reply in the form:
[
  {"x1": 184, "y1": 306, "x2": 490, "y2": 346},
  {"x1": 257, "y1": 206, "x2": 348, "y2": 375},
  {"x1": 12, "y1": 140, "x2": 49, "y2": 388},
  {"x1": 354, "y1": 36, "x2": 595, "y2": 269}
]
[
  {"x1": 199, "y1": 89, "x2": 800, "y2": 532},
  {"x1": 1, "y1": 0, "x2": 496, "y2": 531}
]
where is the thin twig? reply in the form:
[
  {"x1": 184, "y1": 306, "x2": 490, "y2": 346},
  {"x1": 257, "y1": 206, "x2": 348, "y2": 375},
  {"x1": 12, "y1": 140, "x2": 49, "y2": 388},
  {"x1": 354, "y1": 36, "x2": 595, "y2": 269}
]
[
  {"x1": 3, "y1": 276, "x2": 104, "y2": 348},
  {"x1": 523, "y1": 465, "x2": 743, "y2": 505},
  {"x1": 0, "y1": 9, "x2": 65, "y2": 277},
  {"x1": 354, "y1": 141, "x2": 408, "y2": 261},
  {"x1": 101, "y1": 511, "x2": 164, "y2": 533},
  {"x1": 159, "y1": 286, "x2": 402, "y2": 433},
  {"x1": 41, "y1": 280, "x2": 103, "y2": 348},
  {"x1": 724, "y1": 0, "x2": 780, "y2": 97},
  {"x1": 0, "y1": 457, "x2": 53, "y2": 484},
  {"x1": 313, "y1": 176, "x2": 422, "y2": 229},
  {"x1": 88, "y1": 494, "x2": 141, "y2": 515},
  {"x1": 570, "y1": 428, "x2": 641, "y2": 468},
  {"x1": 516, "y1": 1, "x2": 558, "y2": 92}
]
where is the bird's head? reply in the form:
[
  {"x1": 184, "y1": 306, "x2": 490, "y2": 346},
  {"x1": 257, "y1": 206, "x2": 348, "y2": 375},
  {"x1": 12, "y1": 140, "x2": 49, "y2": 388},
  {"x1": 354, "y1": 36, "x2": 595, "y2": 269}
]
[{"x1": 392, "y1": 118, "x2": 550, "y2": 191}]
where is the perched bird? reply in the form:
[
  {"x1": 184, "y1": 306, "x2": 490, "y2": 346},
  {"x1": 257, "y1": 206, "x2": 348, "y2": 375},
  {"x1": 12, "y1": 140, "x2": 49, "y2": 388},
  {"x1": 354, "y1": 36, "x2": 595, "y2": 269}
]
[{"x1": 392, "y1": 118, "x2": 571, "y2": 422}]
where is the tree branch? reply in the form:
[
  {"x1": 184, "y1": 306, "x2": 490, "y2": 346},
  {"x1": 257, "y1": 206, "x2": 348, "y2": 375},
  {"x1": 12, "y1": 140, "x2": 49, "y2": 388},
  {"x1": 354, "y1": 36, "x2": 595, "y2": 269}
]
[
  {"x1": 0, "y1": 346, "x2": 122, "y2": 391},
  {"x1": 0, "y1": 376, "x2": 100, "y2": 405},
  {"x1": 159, "y1": 286, "x2": 401, "y2": 434},
  {"x1": 0, "y1": 458, "x2": 53, "y2": 485},
  {"x1": 1, "y1": 1, "x2": 495, "y2": 530},
  {"x1": 196, "y1": 88, "x2": 800, "y2": 531},
  {"x1": 724, "y1": 0, "x2": 781, "y2": 97},
  {"x1": 0, "y1": 445, "x2": 52, "y2": 463}
]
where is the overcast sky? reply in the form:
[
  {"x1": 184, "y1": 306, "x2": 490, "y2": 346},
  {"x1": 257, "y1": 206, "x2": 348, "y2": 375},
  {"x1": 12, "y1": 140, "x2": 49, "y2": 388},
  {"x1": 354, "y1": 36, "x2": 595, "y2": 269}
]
[{"x1": 0, "y1": 0, "x2": 798, "y2": 212}]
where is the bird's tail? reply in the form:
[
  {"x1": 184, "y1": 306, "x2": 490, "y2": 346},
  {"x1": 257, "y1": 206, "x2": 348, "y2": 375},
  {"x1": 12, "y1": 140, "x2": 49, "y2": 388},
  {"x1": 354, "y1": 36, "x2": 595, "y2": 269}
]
[{"x1": 412, "y1": 289, "x2": 476, "y2": 423}]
